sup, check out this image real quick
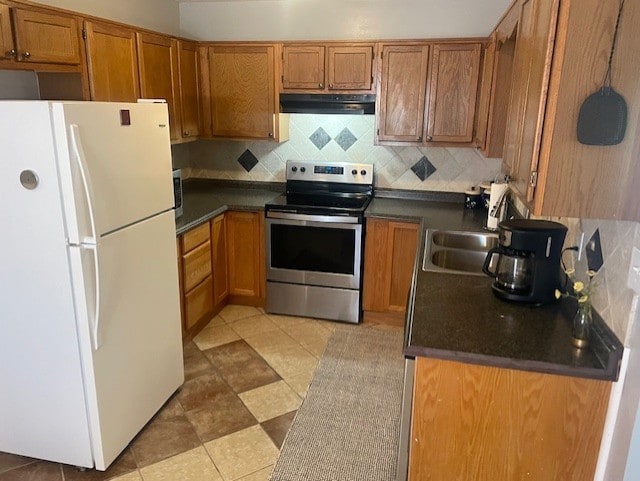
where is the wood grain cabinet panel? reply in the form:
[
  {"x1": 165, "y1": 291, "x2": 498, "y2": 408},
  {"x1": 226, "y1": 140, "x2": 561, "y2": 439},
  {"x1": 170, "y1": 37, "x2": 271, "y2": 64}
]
[
  {"x1": 208, "y1": 44, "x2": 276, "y2": 140},
  {"x1": 137, "y1": 32, "x2": 181, "y2": 140},
  {"x1": 282, "y1": 45, "x2": 325, "y2": 90},
  {"x1": 0, "y1": 3, "x2": 14, "y2": 60},
  {"x1": 226, "y1": 211, "x2": 264, "y2": 305},
  {"x1": 211, "y1": 214, "x2": 228, "y2": 308},
  {"x1": 177, "y1": 40, "x2": 201, "y2": 139},
  {"x1": 182, "y1": 241, "x2": 212, "y2": 292},
  {"x1": 363, "y1": 218, "x2": 418, "y2": 319},
  {"x1": 181, "y1": 222, "x2": 210, "y2": 251},
  {"x1": 184, "y1": 276, "x2": 213, "y2": 331},
  {"x1": 12, "y1": 8, "x2": 80, "y2": 64},
  {"x1": 377, "y1": 44, "x2": 430, "y2": 143},
  {"x1": 426, "y1": 43, "x2": 481, "y2": 143},
  {"x1": 327, "y1": 45, "x2": 373, "y2": 91},
  {"x1": 85, "y1": 21, "x2": 140, "y2": 102},
  {"x1": 409, "y1": 357, "x2": 611, "y2": 481}
]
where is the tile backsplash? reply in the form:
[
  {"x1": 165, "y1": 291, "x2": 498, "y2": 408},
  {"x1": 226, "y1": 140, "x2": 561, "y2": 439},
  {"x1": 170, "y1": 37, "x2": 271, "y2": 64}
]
[{"x1": 176, "y1": 114, "x2": 502, "y2": 192}]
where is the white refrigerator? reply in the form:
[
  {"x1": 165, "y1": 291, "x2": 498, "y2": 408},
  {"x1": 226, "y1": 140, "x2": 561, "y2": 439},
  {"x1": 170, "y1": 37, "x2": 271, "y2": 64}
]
[{"x1": 0, "y1": 101, "x2": 184, "y2": 470}]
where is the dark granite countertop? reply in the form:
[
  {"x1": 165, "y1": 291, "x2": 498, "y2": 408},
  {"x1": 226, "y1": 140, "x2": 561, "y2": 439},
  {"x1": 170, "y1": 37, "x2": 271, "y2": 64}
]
[
  {"x1": 175, "y1": 179, "x2": 283, "y2": 235},
  {"x1": 405, "y1": 246, "x2": 623, "y2": 382}
]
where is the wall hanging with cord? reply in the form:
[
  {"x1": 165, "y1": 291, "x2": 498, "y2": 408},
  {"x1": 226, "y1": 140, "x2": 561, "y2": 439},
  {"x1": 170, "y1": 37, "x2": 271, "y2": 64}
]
[{"x1": 577, "y1": 0, "x2": 627, "y2": 145}]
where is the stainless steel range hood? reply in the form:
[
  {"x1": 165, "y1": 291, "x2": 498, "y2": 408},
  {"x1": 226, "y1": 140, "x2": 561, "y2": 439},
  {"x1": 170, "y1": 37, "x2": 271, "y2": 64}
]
[{"x1": 279, "y1": 93, "x2": 376, "y2": 115}]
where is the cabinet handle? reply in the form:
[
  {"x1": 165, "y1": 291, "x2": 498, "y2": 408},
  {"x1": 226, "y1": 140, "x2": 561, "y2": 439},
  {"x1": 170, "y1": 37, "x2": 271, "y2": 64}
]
[
  {"x1": 426, "y1": 135, "x2": 433, "y2": 142},
  {"x1": 319, "y1": 83, "x2": 323, "y2": 88},
  {"x1": 5, "y1": 49, "x2": 16, "y2": 59},
  {"x1": 183, "y1": 131, "x2": 190, "y2": 137},
  {"x1": 329, "y1": 83, "x2": 334, "y2": 88},
  {"x1": 418, "y1": 136, "x2": 423, "y2": 142},
  {"x1": 268, "y1": 132, "x2": 274, "y2": 138},
  {"x1": 21, "y1": 51, "x2": 31, "y2": 60}
]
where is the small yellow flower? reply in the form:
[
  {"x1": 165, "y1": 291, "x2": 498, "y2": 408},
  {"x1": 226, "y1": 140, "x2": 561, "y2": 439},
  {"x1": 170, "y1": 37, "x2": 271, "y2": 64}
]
[
  {"x1": 555, "y1": 289, "x2": 562, "y2": 299},
  {"x1": 578, "y1": 295, "x2": 589, "y2": 303},
  {"x1": 587, "y1": 270, "x2": 597, "y2": 278},
  {"x1": 573, "y1": 281, "x2": 585, "y2": 293},
  {"x1": 565, "y1": 268, "x2": 575, "y2": 276}
]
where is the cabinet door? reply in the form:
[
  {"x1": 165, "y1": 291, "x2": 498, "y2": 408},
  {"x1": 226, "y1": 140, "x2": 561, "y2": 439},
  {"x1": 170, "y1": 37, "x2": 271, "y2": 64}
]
[
  {"x1": 185, "y1": 276, "x2": 213, "y2": 331},
  {"x1": 503, "y1": 0, "x2": 559, "y2": 201},
  {"x1": 378, "y1": 44, "x2": 429, "y2": 143},
  {"x1": 226, "y1": 211, "x2": 262, "y2": 303},
  {"x1": 209, "y1": 45, "x2": 276, "y2": 139},
  {"x1": 363, "y1": 218, "x2": 418, "y2": 313},
  {"x1": 178, "y1": 40, "x2": 201, "y2": 139},
  {"x1": 182, "y1": 241, "x2": 212, "y2": 292},
  {"x1": 426, "y1": 43, "x2": 481, "y2": 143},
  {"x1": 137, "y1": 32, "x2": 181, "y2": 141},
  {"x1": 282, "y1": 45, "x2": 325, "y2": 90},
  {"x1": 211, "y1": 215, "x2": 228, "y2": 307},
  {"x1": 327, "y1": 45, "x2": 373, "y2": 91},
  {"x1": 12, "y1": 8, "x2": 80, "y2": 64},
  {"x1": 409, "y1": 357, "x2": 610, "y2": 481},
  {"x1": 85, "y1": 21, "x2": 140, "y2": 102},
  {"x1": 0, "y1": 3, "x2": 14, "y2": 60}
]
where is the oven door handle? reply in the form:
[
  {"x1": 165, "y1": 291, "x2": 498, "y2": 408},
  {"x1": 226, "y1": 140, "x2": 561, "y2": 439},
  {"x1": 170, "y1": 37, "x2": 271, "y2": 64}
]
[{"x1": 266, "y1": 211, "x2": 360, "y2": 224}]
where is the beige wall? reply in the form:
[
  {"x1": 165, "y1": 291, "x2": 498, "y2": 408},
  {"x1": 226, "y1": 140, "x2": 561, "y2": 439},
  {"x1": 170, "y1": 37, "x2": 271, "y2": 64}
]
[
  {"x1": 179, "y1": 0, "x2": 512, "y2": 41},
  {"x1": 33, "y1": 0, "x2": 182, "y2": 36}
]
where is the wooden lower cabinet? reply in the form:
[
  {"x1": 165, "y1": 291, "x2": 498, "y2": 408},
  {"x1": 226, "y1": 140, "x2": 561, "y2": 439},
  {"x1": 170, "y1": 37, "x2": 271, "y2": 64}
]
[
  {"x1": 210, "y1": 214, "x2": 228, "y2": 309},
  {"x1": 409, "y1": 357, "x2": 611, "y2": 481},
  {"x1": 363, "y1": 218, "x2": 419, "y2": 325},
  {"x1": 226, "y1": 211, "x2": 265, "y2": 306}
]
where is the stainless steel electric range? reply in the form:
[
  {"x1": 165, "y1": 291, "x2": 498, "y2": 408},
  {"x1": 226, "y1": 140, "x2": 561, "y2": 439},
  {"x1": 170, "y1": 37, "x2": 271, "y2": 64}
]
[{"x1": 264, "y1": 160, "x2": 374, "y2": 323}]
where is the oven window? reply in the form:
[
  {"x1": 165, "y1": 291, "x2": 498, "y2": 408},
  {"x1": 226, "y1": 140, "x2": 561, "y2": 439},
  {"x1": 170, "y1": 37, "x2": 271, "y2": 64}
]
[{"x1": 270, "y1": 224, "x2": 356, "y2": 275}]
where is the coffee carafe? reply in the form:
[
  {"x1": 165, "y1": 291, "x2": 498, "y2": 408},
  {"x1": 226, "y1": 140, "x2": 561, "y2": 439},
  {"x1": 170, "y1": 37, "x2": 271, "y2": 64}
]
[{"x1": 482, "y1": 219, "x2": 567, "y2": 304}]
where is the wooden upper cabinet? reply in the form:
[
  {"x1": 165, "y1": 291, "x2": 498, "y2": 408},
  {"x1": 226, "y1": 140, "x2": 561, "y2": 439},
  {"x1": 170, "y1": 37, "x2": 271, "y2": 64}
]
[
  {"x1": 281, "y1": 43, "x2": 375, "y2": 92},
  {"x1": 426, "y1": 43, "x2": 481, "y2": 143},
  {"x1": 208, "y1": 44, "x2": 276, "y2": 140},
  {"x1": 85, "y1": 21, "x2": 140, "y2": 102},
  {"x1": 0, "y1": 3, "x2": 14, "y2": 60},
  {"x1": 177, "y1": 40, "x2": 201, "y2": 139},
  {"x1": 377, "y1": 44, "x2": 429, "y2": 143},
  {"x1": 282, "y1": 45, "x2": 325, "y2": 90},
  {"x1": 327, "y1": 45, "x2": 373, "y2": 90},
  {"x1": 11, "y1": 8, "x2": 80, "y2": 64},
  {"x1": 503, "y1": 0, "x2": 559, "y2": 202},
  {"x1": 137, "y1": 32, "x2": 181, "y2": 140}
]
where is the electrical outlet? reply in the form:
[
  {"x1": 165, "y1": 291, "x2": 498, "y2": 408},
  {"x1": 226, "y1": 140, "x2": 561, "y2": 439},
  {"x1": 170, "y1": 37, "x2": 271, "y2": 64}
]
[{"x1": 628, "y1": 247, "x2": 640, "y2": 294}]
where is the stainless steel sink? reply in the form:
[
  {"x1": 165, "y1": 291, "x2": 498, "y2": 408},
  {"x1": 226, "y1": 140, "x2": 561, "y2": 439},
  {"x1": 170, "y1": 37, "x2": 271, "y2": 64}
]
[{"x1": 422, "y1": 229, "x2": 499, "y2": 276}]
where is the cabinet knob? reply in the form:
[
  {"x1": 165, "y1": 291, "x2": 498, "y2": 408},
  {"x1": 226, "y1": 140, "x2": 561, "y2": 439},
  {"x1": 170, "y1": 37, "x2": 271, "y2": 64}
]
[
  {"x1": 418, "y1": 136, "x2": 423, "y2": 142},
  {"x1": 21, "y1": 51, "x2": 31, "y2": 60},
  {"x1": 5, "y1": 49, "x2": 16, "y2": 59},
  {"x1": 329, "y1": 83, "x2": 334, "y2": 88},
  {"x1": 183, "y1": 131, "x2": 190, "y2": 137},
  {"x1": 268, "y1": 132, "x2": 274, "y2": 138},
  {"x1": 318, "y1": 83, "x2": 323, "y2": 89},
  {"x1": 426, "y1": 135, "x2": 433, "y2": 142}
]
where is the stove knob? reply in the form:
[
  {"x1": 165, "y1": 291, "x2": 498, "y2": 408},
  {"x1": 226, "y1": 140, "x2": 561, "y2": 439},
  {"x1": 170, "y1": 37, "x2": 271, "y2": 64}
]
[
  {"x1": 361, "y1": 169, "x2": 367, "y2": 176},
  {"x1": 352, "y1": 169, "x2": 358, "y2": 175},
  {"x1": 300, "y1": 167, "x2": 306, "y2": 173},
  {"x1": 291, "y1": 166, "x2": 297, "y2": 172}
]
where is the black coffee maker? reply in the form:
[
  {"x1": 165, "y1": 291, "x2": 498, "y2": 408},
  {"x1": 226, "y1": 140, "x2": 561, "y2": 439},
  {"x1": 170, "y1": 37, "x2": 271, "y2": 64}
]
[{"x1": 482, "y1": 219, "x2": 567, "y2": 304}]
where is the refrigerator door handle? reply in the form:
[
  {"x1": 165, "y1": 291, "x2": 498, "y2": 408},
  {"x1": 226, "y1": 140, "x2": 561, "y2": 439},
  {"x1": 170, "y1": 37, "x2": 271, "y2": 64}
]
[
  {"x1": 81, "y1": 243, "x2": 103, "y2": 350},
  {"x1": 69, "y1": 124, "x2": 98, "y2": 246}
]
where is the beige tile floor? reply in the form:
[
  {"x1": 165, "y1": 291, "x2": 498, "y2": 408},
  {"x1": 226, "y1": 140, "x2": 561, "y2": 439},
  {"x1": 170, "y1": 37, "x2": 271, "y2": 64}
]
[{"x1": 0, "y1": 305, "x2": 336, "y2": 481}]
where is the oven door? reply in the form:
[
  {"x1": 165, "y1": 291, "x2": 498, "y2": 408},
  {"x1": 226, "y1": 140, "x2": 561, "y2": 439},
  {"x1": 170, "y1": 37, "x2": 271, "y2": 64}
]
[{"x1": 265, "y1": 213, "x2": 362, "y2": 290}]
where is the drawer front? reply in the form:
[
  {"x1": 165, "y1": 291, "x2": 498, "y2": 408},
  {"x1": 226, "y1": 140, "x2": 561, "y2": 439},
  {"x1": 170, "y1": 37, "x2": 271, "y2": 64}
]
[
  {"x1": 185, "y1": 276, "x2": 213, "y2": 330},
  {"x1": 183, "y1": 240, "x2": 212, "y2": 291},
  {"x1": 182, "y1": 222, "x2": 210, "y2": 252}
]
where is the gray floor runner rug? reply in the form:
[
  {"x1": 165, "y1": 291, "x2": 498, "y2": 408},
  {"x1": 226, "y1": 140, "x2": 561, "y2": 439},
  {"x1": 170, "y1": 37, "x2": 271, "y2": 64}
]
[{"x1": 270, "y1": 325, "x2": 405, "y2": 481}]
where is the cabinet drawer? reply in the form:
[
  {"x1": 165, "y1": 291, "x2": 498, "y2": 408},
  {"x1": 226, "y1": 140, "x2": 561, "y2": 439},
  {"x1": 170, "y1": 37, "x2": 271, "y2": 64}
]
[
  {"x1": 183, "y1": 240, "x2": 212, "y2": 291},
  {"x1": 182, "y1": 222, "x2": 210, "y2": 251},
  {"x1": 185, "y1": 276, "x2": 213, "y2": 330}
]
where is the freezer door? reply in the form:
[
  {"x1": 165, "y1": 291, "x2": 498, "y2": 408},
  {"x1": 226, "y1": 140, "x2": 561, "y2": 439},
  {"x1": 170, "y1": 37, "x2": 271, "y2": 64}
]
[
  {"x1": 0, "y1": 101, "x2": 94, "y2": 466},
  {"x1": 51, "y1": 102, "x2": 174, "y2": 244},
  {"x1": 68, "y1": 210, "x2": 183, "y2": 470}
]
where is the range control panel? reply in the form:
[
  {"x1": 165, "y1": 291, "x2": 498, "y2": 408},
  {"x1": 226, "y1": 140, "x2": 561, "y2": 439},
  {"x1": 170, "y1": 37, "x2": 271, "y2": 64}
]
[{"x1": 286, "y1": 160, "x2": 373, "y2": 185}]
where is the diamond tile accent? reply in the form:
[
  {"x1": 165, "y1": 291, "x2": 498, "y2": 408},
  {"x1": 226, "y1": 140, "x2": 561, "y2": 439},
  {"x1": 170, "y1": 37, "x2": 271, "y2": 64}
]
[
  {"x1": 238, "y1": 149, "x2": 259, "y2": 172},
  {"x1": 411, "y1": 156, "x2": 437, "y2": 181},
  {"x1": 335, "y1": 128, "x2": 357, "y2": 151},
  {"x1": 309, "y1": 127, "x2": 331, "y2": 150}
]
